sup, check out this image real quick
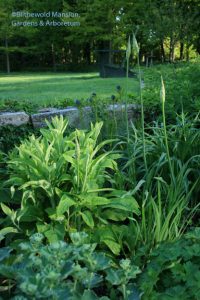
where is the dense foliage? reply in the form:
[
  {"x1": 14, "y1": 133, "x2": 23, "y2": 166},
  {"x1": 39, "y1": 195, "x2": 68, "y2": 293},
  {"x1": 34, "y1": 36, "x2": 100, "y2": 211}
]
[
  {"x1": 0, "y1": 232, "x2": 141, "y2": 299},
  {"x1": 0, "y1": 0, "x2": 200, "y2": 73},
  {"x1": 139, "y1": 59, "x2": 200, "y2": 120},
  {"x1": 0, "y1": 109, "x2": 200, "y2": 298},
  {"x1": 139, "y1": 228, "x2": 200, "y2": 299}
]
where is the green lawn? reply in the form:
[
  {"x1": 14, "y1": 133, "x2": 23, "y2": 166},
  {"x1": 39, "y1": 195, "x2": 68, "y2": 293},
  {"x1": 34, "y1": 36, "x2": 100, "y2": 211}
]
[{"x1": 0, "y1": 72, "x2": 139, "y2": 107}]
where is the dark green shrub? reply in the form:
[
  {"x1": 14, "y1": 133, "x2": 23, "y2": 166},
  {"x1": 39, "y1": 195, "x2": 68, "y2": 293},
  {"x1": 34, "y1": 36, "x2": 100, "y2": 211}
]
[
  {"x1": 139, "y1": 228, "x2": 200, "y2": 300},
  {"x1": 0, "y1": 125, "x2": 39, "y2": 154},
  {"x1": 0, "y1": 232, "x2": 141, "y2": 300}
]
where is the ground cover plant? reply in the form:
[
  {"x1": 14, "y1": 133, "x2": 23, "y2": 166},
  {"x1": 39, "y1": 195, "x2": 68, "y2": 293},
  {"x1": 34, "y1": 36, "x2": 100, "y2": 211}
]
[
  {"x1": 139, "y1": 228, "x2": 200, "y2": 300},
  {"x1": 0, "y1": 232, "x2": 141, "y2": 300}
]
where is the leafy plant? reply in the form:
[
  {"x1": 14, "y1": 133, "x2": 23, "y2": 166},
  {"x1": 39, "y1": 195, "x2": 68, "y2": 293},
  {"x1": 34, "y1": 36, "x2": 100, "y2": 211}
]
[
  {"x1": 1, "y1": 116, "x2": 140, "y2": 255},
  {"x1": 0, "y1": 150, "x2": 7, "y2": 182},
  {"x1": 114, "y1": 110, "x2": 200, "y2": 255},
  {"x1": 0, "y1": 232, "x2": 141, "y2": 300},
  {"x1": 138, "y1": 228, "x2": 200, "y2": 300}
]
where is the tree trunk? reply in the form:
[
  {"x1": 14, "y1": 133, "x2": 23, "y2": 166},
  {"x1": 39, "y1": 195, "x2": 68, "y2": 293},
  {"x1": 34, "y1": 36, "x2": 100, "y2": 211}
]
[
  {"x1": 51, "y1": 43, "x2": 56, "y2": 72},
  {"x1": 146, "y1": 56, "x2": 149, "y2": 68},
  {"x1": 186, "y1": 43, "x2": 190, "y2": 61},
  {"x1": 108, "y1": 40, "x2": 112, "y2": 64},
  {"x1": 179, "y1": 42, "x2": 184, "y2": 60},
  {"x1": 169, "y1": 36, "x2": 175, "y2": 63},
  {"x1": 150, "y1": 50, "x2": 153, "y2": 66},
  {"x1": 84, "y1": 43, "x2": 91, "y2": 64},
  {"x1": 160, "y1": 40, "x2": 165, "y2": 62},
  {"x1": 5, "y1": 37, "x2": 10, "y2": 74}
]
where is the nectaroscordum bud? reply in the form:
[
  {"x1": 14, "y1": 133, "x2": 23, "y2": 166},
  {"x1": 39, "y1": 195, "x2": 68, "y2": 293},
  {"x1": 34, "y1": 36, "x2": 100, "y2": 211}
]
[
  {"x1": 132, "y1": 33, "x2": 139, "y2": 55},
  {"x1": 160, "y1": 75, "x2": 165, "y2": 103},
  {"x1": 126, "y1": 36, "x2": 131, "y2": 61}
]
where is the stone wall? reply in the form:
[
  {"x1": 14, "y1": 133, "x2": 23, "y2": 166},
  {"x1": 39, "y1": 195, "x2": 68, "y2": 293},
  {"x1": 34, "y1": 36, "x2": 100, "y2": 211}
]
[{"x1": 0, "y1": 104, "x2": 140, "y2": 128}]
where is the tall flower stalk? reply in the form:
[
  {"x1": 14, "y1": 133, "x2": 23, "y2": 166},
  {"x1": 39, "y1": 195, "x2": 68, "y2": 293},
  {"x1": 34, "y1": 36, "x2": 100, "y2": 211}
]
[
  {"x1": 125, "y1": 36, "x2": 131, "y2": 142},
  {"x1": 133, "y1": 33, "x2": 147, "y2": 171},
  {"x1": 160, "y1": 75, "x2": 175, "y2": 185}
]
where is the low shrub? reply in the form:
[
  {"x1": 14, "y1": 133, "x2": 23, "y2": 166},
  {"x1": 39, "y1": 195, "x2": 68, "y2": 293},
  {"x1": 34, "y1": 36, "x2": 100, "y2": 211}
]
[
  {"x1": 139, "y1": 228, "x2": 200, "y2": 300},
  {"x1": 0, "y1": 232, "x2": 141, "y2": 300}
]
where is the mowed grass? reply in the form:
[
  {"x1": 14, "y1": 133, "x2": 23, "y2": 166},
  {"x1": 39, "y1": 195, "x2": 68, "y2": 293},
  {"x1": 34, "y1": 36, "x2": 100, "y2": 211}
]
[{"x1": 0, "y1": 72, "x2": 139, "y2": 107}]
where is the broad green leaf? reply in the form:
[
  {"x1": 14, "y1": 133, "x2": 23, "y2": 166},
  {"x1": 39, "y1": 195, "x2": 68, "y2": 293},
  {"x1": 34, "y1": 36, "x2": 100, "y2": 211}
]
[
  {"x1": 58, "y1": 174, "x2": 72, "y2": 183},
  {"x1": 98, "y1": 228, "x2": 121, "y2": 255},
  {"x1": 102, "y1": 209, "x2": 127, "y2": 221},
  {"x1": 92, "y1": 252, "x2": 112, "y2": 270},
  {"x1": 57, "y1": 194, "x2": 75, "y2": 216},
  {"x1": 45, "y1": 207, "x2": 58, "y2": 220},
  {"x1": 106, "y1": 268, "x2": 123, "y2": 285},
  {"x1": 107, "y1": 189, "x2": 129, "y2": 197},
  {"x1": 0, "y1": 188, "x2": 20, "y2": 204},
  {"x1": 21, "y1": 190, "x2": 36, "y2": 208},
  {"x1": 81, "y1": 289, "x2": 99, "y2": 300},
  {"x1": 55, "y1": 187, "x2": 62, "y2": 197},
  {"x1": 82, "y1": 195, "x2": 110, "y2": 206},
  {"x1": 19, "y1": 180, "x2": 51, "y2": 190},
  {"x1": 18, "y1": 206, "x2": 43, "y2": 222},
  {"x1": 70, "y1": 232, "x2": 89, "y2": 246},
  {"x1": 1, "y1": 203, "x2": 13, "y2": 218},
  {"x1": 6, "y1": 177, "x2": 24, "y2": 186},
  {"x1": 104, "y1": 197, "x2": 140, "y2": 214},
  {"x1": 37, "y1": 222, "x2": 50, "y2": 233},
  {"x1": 63, "y1": 154, "x2": 75, "y2": 164},
  {"x1": 0, "y1": 227, "x2": 18, "y2": 236},
  {"x1": 80, "y1": 210, "x2": 94, "y2": 228},
  {"x1": 103, "y1": 239, "x2": 121, "y2": 255},
  {"x1": 127, "y1": 283, "x2": 141, "y2": 300},
  {"x1": 39, "y1": 223, "x2": 65, "y2": 243}
]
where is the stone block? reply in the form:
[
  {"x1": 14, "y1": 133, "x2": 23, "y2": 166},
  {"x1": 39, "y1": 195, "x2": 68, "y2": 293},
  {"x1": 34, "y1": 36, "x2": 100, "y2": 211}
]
[
  {"x1": 31, "y1": 106, "x2": 93, "y2": 128},
  {"x1": 0, "y1": 112, "x2": 29, "y2": 126}
]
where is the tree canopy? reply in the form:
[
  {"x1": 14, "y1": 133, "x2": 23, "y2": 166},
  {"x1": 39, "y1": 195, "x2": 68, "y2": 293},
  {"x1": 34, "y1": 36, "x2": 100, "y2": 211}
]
[{"x1": 0, "y1": 0, "x2": 199, "y2": 73}]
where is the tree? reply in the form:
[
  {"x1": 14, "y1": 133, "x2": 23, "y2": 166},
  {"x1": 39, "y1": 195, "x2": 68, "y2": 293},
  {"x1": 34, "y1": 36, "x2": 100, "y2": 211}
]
[{"x1": 0, "y1": 0, "x2": 16, "y2": 73}]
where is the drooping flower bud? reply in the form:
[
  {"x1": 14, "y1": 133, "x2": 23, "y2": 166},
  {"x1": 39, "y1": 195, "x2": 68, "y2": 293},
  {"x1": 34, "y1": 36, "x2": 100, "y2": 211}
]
[
  {"x1": 160, "y1": 75, "x2": 165, "y2": 103},
  {"x1": 126, "y1": 36, "x2": 131, "y2": 61},
  {"x1": 132, "y1": 33, "x2": 139, "y2": 55}
]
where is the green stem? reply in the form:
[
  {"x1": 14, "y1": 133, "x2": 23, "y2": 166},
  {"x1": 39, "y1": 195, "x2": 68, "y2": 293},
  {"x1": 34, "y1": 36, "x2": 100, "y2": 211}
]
[
  {"x1": 137, "y1": 55, "x2": 147, "y2": 171},
  {"x1": 126, "y1": 58, "x2": 130, "y2": 142},
  {"x1": 162, "y1": 99, "x2": 175, "y2": 185},
  {"x1": 122, "y1": 283, "x2": 127, "y2": 300}
]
